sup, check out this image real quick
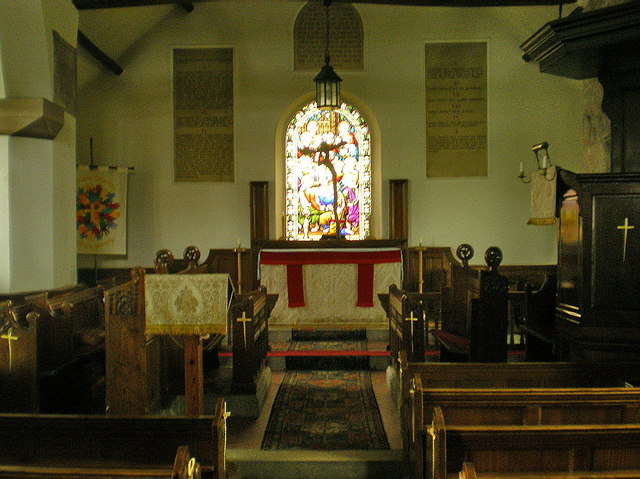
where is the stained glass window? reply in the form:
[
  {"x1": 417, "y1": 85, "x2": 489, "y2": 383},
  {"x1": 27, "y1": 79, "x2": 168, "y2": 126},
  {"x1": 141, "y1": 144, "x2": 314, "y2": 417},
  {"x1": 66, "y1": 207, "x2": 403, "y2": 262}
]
[{"x1": 285, "y1": 101, "x2": 371, "y2": 240}]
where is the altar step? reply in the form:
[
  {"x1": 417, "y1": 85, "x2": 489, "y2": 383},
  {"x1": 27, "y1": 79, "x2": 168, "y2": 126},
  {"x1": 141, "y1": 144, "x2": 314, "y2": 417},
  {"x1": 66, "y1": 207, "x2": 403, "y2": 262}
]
[
  {"x1": 227, "y1": 449, "x2": 402, "y2": 479},
  {"x1": 268, "y1": 328, "x2": 390, "y2": 372}
]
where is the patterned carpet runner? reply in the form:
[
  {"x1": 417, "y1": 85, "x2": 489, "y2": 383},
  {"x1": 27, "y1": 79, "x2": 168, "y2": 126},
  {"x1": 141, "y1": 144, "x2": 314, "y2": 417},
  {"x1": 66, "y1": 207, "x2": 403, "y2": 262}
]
[
  {"x1": 261, "y1": 329, "x2": 389, "y2": 450},
  {"x1": 285, "y1": 328, "x2": 370, "y2": 370},
  {"x1": 261, "y1": 370, "x2": 389, "y2": 450},
  {"x1": 285, "y1": 338, "x2": 370, "y2": 370}
]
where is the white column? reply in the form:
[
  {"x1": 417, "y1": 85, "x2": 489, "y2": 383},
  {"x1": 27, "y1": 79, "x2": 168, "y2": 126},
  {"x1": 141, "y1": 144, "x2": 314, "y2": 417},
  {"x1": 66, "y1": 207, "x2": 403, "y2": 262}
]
[{"x1": 0, "y1": 0, "x2": 78, "y2": 292}]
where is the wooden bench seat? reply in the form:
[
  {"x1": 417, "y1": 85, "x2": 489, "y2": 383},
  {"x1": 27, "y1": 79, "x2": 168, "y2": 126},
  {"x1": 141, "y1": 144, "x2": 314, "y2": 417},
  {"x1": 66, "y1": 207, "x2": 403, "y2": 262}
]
[
  {"x1": 0, "y1": 399, "x2": 227, "y2": 479},
  {"x1": 0, "y1": 445, "x2": 197, "y2": 479},
  {"x1": 411, "y1": 384, "x2": 640, "y2": 479},
  {"x1": 383, "y1": 285, "x2": 442, "y2": 408},
  {"x1": 398, "y1": 356, "x2": 640, "y2": 479},
  {"x1": 427, "y1": 406, "x2": 640, "y2": 479},
  {"x1": 412, "y1": 377, "x2": 640, "y2": 427},
  {"x1": 0, "y1": 283, "x2": 108, "y2": 414},
  {"x1": 457, "y1": 461, "x2": 640, "y2": 479}
]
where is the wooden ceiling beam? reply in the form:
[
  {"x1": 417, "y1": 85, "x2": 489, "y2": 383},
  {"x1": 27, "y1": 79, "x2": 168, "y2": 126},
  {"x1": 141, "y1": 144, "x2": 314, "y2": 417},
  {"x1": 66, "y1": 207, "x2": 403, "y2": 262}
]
[
  {"x1": 77, "y1": 30, "x2": 123, "y2": 75},
  {"x1": 73, "y1": 0, "x2": 198, "y2": 8},
  {"x1": 349, "y1": 0, "x2": 576, "y2": 5},
  {"x1": 73, "y1": 0, "x2": 573, "y2": 8}
]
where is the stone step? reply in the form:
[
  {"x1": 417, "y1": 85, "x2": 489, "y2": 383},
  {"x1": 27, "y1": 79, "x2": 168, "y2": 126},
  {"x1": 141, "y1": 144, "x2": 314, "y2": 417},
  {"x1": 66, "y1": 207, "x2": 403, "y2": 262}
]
[{"x1": 227, "y1": 449, "x2": 402, "y2": 479}]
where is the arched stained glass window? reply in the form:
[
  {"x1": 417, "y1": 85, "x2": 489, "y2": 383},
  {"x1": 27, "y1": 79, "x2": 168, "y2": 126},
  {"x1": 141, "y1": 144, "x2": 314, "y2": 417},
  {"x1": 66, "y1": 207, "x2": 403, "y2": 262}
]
[{"x1": 285, "y1": 101, "x2": 371, "y2": 241}]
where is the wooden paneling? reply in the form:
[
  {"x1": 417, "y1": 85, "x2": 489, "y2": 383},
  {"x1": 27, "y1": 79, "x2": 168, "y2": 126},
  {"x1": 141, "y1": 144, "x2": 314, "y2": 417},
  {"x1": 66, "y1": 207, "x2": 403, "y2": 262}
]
[
  {"x1": 389, "y1": 179, "x2": 408, "y2": 240},
  {"x1": 250, "y1": 181, "x2": 269, "y2": 241}
]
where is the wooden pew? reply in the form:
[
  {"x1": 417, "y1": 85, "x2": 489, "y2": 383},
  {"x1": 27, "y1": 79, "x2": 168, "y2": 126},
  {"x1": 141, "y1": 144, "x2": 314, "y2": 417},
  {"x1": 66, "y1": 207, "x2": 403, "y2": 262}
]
[
  {"x1": 458, "y1": 461, "x2": 640, "y2": 479},
  {"x1": 386, "y1": 284, "x2": 442, "y2": 364},
  {"x1": 398, "y1": 354, "x2": 640, "y2": 479},
  {"x1": 518, "y1": 274, "x2": 557, "y2": 361},
  {"x1": 411, "y1": 375, "x2": 640, "y2": 430},
  {"x1": 0, "y1": 300, "x2": 40, "y2": 412},
  {"x1": 229, "y1": 285, "x2": 273, "y2": 396},
  {"x1": 104, "y1": 267, "x2": 163, "y2": 415},
  {"x1": 1, "y1": 283, "x2": 107, "y2": 413},
  {"x1": 0, "y1": 399, "x2": 228, "y2": 479},
  {"x1": 383, "y1": 285, "x2": 441, "y2": 410},
  {"x1": 398, "y1": 352, "x2": 639, "y2": 396},
  {"x1": 426, "y1": 406, "x2": 640, "y2": 479},
  {"x1": 37, "y1": 285, "x2": 107, "y2": 413},
  {"x1": 430, "y1": 244, "x2": 509, "y2": 362},
  {"x1": 171, "y1": 446, "x2": 201, "y2": 479},
  {"x1": 0, "y1": 445, "x2": 195, "y2": 479}
]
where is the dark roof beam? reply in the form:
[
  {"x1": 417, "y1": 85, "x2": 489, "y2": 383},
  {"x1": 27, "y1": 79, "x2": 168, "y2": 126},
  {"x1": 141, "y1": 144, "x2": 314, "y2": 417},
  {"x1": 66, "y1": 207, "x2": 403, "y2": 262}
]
[
  {"x1": 73, "y1": 0, "x2": 572, "y2": 7},
  {"x1": 77, "y1": 30, "x2": 123, "y2": 76},
  {"x1": 74, "y1": 0, "x2": 199, "y2": 8}
]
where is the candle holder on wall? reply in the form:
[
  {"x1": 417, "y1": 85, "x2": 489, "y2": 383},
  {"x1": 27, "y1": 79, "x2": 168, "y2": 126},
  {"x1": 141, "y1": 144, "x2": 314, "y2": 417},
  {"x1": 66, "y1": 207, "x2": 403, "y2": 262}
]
[{"x1": 518, "y1": 141, "x2": 556, "y2": 183}]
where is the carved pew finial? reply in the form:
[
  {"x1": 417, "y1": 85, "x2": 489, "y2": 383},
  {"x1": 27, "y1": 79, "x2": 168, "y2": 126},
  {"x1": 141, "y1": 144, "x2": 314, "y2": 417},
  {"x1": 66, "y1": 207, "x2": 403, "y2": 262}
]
[
  {"x1": 456, "y1": 243, "x2": 474, "y2": 268},
  {"x1": 183, "y1": 246, "x2": 201, "y2": 270},
  {"x1": 484, "y1": 246, "x2": 503, "y2": 272},
  {"x1": 154, "y1": 249, "x2": 174, "y2": 273}
]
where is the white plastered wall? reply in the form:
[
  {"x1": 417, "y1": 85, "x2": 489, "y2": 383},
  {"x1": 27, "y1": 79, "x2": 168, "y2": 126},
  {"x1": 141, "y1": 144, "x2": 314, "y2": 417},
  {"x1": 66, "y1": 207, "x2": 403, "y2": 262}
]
[
  {"x1": 0, "y1": 0, "x2": 77, "y2": 292},
  {"x1": 77, "y1": 1, "x2": 583, "y2": 270}
]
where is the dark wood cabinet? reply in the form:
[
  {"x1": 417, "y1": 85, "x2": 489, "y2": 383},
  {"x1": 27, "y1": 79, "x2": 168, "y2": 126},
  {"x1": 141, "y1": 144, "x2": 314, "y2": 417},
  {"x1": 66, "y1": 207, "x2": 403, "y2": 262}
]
[{"x1": 556, "y1": 170, "x2": 640, "y2": 361}]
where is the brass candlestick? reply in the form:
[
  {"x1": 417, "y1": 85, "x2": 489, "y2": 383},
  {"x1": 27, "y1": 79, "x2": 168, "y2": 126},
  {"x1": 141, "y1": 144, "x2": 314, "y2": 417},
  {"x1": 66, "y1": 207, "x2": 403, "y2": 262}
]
[
  {"x1": 416, "y1": 244, "x2": 427, "y2": 293},
  {"x1": 233, "y1": 247, "x2": 247, "y2": 294}
]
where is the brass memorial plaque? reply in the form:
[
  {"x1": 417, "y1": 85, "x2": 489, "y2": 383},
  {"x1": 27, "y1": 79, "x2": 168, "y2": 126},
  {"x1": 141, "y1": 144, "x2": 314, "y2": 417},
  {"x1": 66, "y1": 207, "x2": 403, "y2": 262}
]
[
  {"x1": 425, "y1": 42, "x2": 487, "y2": 177},
  {"x1": 173, "y1": 48, "x2": 234, "y2": 182}
]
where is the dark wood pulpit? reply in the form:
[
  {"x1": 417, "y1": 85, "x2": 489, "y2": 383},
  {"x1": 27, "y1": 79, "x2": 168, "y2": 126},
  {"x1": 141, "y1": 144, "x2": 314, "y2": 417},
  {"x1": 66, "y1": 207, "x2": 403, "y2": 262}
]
[{"x1": 555, "y1": 170, "x2": 640, "y2": 362}]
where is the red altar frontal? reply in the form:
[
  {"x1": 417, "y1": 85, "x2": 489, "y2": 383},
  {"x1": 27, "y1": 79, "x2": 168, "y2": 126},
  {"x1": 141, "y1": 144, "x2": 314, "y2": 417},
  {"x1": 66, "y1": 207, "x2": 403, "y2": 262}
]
[{"x1": 259, "y1": 248, "x2": 402, "y2": 328}]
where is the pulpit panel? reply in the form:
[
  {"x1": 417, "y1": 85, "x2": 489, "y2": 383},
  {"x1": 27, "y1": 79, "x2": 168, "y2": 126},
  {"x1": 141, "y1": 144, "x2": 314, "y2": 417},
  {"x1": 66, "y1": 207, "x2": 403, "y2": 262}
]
[
  {"x1": 592, "y1": 194, "x2": 640, "y2": 313},
  {"x1": 557, "y1": 189, "x2": 581, "y2": 316},
  {"x1": 556, "y1": 170, "x2": 640, "y2": 361}
]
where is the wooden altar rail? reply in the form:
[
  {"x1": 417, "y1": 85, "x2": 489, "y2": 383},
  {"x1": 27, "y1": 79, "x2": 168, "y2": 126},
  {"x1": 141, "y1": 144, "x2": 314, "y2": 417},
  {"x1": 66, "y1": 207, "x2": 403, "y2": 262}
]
[
  {"x1": 426, "y1": 406, "x2": 640, "y2": 479},
  {"x1": 429, "y1": 244, "x2": 509, "y2": 362},
  {"x1": 0, "y1": 285, "x2": 107, "y2": 414},
  {"x1": 403, "y1": 362, "x2": 640, "y2": 479},
  {"x1": 0, "y1": 399, "x2": 228, "y2": 479}
]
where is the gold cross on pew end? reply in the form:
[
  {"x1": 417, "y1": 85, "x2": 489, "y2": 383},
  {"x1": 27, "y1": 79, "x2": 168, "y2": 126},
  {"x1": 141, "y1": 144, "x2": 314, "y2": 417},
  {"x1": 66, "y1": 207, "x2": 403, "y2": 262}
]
[
  {"x1": 1, "y1": 327, "x2": 19, "y2": 372},
  {"x1": 617, "y1": 217, "x2": 635, "y2": 263},
  {"x1": 405, "y1": 311, "x2": 418, "y2": 352},
  {"x1": 236, "y1": 312, "x2": 252, "y2": 349}
]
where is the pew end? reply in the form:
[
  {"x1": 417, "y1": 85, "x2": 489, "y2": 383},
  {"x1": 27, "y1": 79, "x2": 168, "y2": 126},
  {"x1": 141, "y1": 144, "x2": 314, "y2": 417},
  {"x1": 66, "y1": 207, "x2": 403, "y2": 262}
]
[{"x1": 430, "y1": 244, "x2": 509, "y2": 363}]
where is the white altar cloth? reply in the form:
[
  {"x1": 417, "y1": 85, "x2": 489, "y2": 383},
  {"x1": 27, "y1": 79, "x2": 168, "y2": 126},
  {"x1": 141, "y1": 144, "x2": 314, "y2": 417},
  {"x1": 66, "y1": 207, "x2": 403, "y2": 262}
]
[{"x1": 259, "y1": 248, "x2": 402, "y2": 328}]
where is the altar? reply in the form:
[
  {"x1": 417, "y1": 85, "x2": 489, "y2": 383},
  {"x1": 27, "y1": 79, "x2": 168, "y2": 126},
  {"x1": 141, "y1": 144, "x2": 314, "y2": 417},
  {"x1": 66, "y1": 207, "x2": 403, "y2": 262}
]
[{"x1": 258, "y1": 243, "x2": 404, "y2": 329}]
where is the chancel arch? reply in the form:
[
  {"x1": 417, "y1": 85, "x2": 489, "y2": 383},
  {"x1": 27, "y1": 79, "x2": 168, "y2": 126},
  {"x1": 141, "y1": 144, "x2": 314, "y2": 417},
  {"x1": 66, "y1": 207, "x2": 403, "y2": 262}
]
[{"x1": 275, "y1": 93, "x2": 382, "y2": 240}]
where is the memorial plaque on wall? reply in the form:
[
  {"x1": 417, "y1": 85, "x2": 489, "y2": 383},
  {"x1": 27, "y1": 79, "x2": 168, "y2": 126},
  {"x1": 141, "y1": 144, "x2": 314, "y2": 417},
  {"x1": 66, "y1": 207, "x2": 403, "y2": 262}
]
[
  {"x1": 425, "y1": 42, "x2": 487, "y2": 177},
  {"x1": 173, "y1": 48, "x2": 234, "y2": 182},
  {"x1": 294, "y1": 1, "x2": 363, "y2": 71},
  {"x1": 53, "y1": 31, "x2": 77, "y2": 116}
]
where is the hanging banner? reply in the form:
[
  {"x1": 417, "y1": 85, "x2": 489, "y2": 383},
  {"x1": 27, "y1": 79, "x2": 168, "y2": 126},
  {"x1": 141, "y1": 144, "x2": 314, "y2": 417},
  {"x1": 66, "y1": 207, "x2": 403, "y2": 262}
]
[{"x1": 76, "y1": 166, "x2": 129, "y2": 255}]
